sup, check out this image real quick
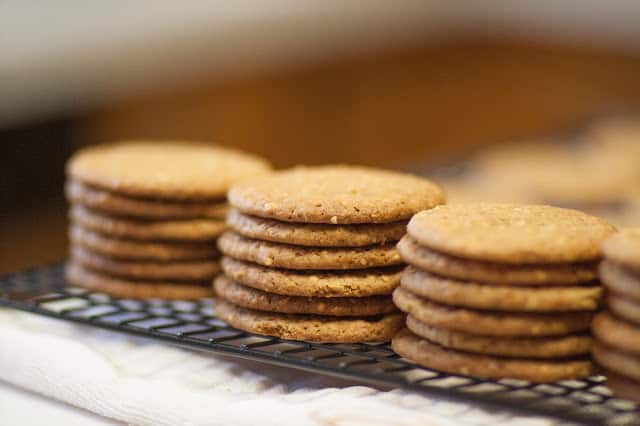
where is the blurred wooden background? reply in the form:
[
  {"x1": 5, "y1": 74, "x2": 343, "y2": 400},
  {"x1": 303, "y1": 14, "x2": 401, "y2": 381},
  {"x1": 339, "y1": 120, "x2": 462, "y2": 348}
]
[{"x1": 3, "y1": 38, "x2": 640, "y2": 273}]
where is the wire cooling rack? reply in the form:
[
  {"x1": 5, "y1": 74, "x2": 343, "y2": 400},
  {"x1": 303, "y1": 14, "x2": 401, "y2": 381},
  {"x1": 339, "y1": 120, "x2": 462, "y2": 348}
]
[{"x1": 1, "y1": 263, "x2": 639, "y2": 426}]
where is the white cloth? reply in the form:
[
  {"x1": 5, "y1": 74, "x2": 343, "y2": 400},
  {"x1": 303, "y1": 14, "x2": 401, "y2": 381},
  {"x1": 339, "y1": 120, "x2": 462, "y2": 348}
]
[{"x1": 0, "y1": 308, "x2": 558, "y2": 426}]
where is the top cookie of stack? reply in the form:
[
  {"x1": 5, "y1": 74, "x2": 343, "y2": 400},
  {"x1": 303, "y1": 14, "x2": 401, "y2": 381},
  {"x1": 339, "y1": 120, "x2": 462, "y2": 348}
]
[
  {"x1": 215, "y1": 165, "x2": 445, "y2": 342},
  {"x1": 393, "y1": 203, "x2": 616, "y2": 382},
  {"x1": 65, "y1": 141, "x2": 271, "y2": 299}
]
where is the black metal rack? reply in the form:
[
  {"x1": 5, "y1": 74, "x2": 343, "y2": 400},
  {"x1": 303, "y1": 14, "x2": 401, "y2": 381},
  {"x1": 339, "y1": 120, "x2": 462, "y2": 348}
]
[{"x1": 1, "y1": 263, "x2": 639, "y2": 426}]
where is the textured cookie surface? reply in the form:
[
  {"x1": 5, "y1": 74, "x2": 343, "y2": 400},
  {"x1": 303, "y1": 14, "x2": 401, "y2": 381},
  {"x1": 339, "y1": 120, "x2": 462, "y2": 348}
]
[
  {"x1": 66, "y1": 180, "x2": 229, "y2": 219},
  {"x1": 214, "y1": 276, "x2": 396, "y2": 316},
  {"x1": 221, "y1": 257, "x2": 401, "y2": 297},
  {"x1": 65, "y1": 262, "x2": 211, "y2": 300},
  {"x1": 397, "y1": 236, "x2": 597, "y2": 285},
  {"x1": 70, "y1": 225, "x2": 218, "y2": 261},
  {"x1": 604, "y1": 371, "x2": 640, "y2": 404},
  {"x1": 592, "y1": 312, "x2": 640, "y2": 355},
  {"x1": 406, "y1": 316, "x2": 591, "y2": 358},
  {"x1": 602, "y1": 228, "x2": 640, "y2": 268},
  {"x1": 593, "y1": 342, "x2": 640, "y2": 382},
  {"x1": 215, "y1": 300, "x2": 404, "y2": 342},
  {"x1": 407, "y1": 204, "x2": 615, "y2": 264},
  {"x1": 71, "y1": 205, "x2": 226, "y2": 241},
  {"x1": 227, "y1": 208, "x2": 406, "y2": 247},
  {"x1": 218, "y1": 231, "x2": 401, "y2": 270},
  {"x1": 67, "y1": 141, "x2": 271, "y2": 200},
  {"x1": 401, "y1": 266, "x2": 602, "y2": 312},
  {"x1": 228, "y1": 165, "x2": 445, "y2": 224},
  {"x1": 600, "y1": 261, "x2": 640, "y2": 302},
  {"x1": 392, "y1": 287, "x2": 592, "y2": 336},
  {"x1": 607, "y1": 295, "x2": 640, "y2": 326},
  {"x1": 71, "y1": 246, "x2": 219, "y2": 281},
  {"x1": 392, "y1": 329, "x2": 593, "y2": 382}
]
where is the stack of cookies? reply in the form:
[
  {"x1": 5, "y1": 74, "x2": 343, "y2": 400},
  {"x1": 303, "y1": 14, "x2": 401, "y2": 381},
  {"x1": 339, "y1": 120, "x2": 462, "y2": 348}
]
[
  {"x1": 392, "y1": 204, "x2": 616, "y2": 382},
  {"x1": 593, "y1": 229, "x2": 640, "y2": 403},
  {"x1": 214, "y1": 165, "x2": 445, "y2": 342},
  {"x1": 65, "y1": 141, "x2": 271, "y2": 299}
]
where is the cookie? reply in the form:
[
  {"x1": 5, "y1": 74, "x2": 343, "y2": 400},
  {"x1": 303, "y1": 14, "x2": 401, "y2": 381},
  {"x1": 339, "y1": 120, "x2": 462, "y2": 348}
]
[
  {"x1": 604, "y1": 370, "x2": 640, "y2": 404},
  {"x1": 602, "y1": 228, "x2": 640, "y2": 269},
  {"x1": 607, "y1": 295, "x2": 640, "y2": 326},
  {"x1": 592, "y1": 312, "x2": 640, "y2": 355},
  {"x1": 406, "y1": 204, "x2": 616, "y2": 264},
  {"x1": 406, "y1": 316, "x2": 592, "y2": 358},
  {"x1": 71, "y1": 246, "x2": 220, "y2": 281},
  {"x1": 70, "y1": 205, "x2": 227, "y2": 241},
  {"x1": 227, "y1": 208, "x2": 406, "y2": 247},
  {"x1": 65, "y1": 262, "x2": 211, "y2": 299},
  {"x1": 401, "y1": 266, "x2": 602, "y2": 312},
  {"x1": 70, "y1": 225, "x2": 218, "y2": 261},
  {"x1": 217, "y1": 231, "x2": 401, "y2": 270},
  {"x1": 67, "y1": 141, "x2": 271, "y2": 200},
  {"x1": 228, "y1": 165, "x2": 445, "y2": 224},
  {"x1": 392, "y1": 329, "x2": 593, "y2": 382},
  {"x1": 397, "y1": 236, "x2": 597, "y2": 285},
  {"x1": 600, "y1": 261, "x2": 640, "y2": 302},
  {"x1": 221, "y1": 257, "x2": 401, "y2": 297},
  {"x1": 214, "y1": 276, "x2": 397, "y2": 316},
  {"x1": 66, "y1": 180, "x2": 229, "y2": 219},
  {"x1": 593, "y1": 342, "x2": 640, "y2": 382},
  {"x1": 392, "y1": 287, "x2": 592, "y2": 336},
  {"x1": 215, "y1": 300, "x2": 404, "y2": 342}
]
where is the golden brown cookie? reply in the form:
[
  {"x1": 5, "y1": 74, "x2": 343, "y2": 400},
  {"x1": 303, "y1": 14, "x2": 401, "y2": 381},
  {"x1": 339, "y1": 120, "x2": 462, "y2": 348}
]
[
  {"x1": 227, "y1": 208, "x2": 406, "y2": 247},
  {"x1": 607, "y1": 295, "x2": 640, "y2": 326},
  {"x1": 65, "y1": 262, "x2": 211, "y2": 299},
  {"x1": 406, "y1": 316, "x2": 592, "y2": 358},
  {"x1": 600, "y1": 261, "x2": 640, "y2": 302},
  {"x1": 392, "y1": 329, "x2": 593, "y2": 382},
  {"x1": 397, "y1": 236, "x2": 597, "y2": 285},
  {"x1": 221, "y1": 257, "x2": 401, "y2": 297},
  {"x1": 392, "y1": 287, "x2": 592, "y2": 336},
  {"x1": 593, "y1": 342, "x2": 640, "y2": 382},
  {"x1": 215, "y1": 300, "x2": 404, "y2": 342},
  {"x1": 228, "y1": 165, "x2": 445, "y2": 224},
  {"x1": 70, "y1": 225, "x2": 218, "y2": 261},
  {"x1": 214, "y1": 276, "x2": 397, "y2": 316},
  {"x1": 71, "y1": 246, "x2": 220, "y2": 281},
  {"x1": 604, "y1": 370, "x2": 640, "y2": 404},
  {"x1": 401, "y1": 266, "x2": 602, "y2": 312},
  {"x1": 70, "y1": 205, "x2": 226, "y2": 241},
  {"x1": 602, "y1": 228, "x2": 640, "y2": 269},
  {"x1": 217, "y1": 231, "x2": 401, "y2": 270},
  {"x1": 67, "y1": 141, "x2": 271, "y2": 200},
  {"x1": 406, "y1": 204, "x2": 615, "y2": 264},
  {"x1": 66, "y1": 180, "x2": 229, "y2": 219},
  {"x1": 592, "y1": 312, "x2": 640, "y2": 355}
]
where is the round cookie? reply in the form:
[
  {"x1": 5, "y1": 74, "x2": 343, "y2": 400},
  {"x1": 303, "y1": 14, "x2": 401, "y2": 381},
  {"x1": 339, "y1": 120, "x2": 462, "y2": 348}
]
[
  {"x1": 406, "y1": 204, "x2": 616, "y2": 264},
  {"x1": 406, "y1": 316, "x2": 592, "y2": 359},
  {"x1": 607, "y1": 295, "x2": 640, "y2": 326},
  {"x1": 392, "y1": 329, "x2": 593, "y2": 382},
  {"x1": 221, "y1": 257, "x2": 401, "y2": 297},
  {"x1": 67, "y1": 141, "x2": 271, "y2": 200},
  {"x1": 228, "y1": 165, "x2": 445, "y2": 224},
  {"x1": 214, "y1": 276, "x2": 397, "y2": 316},
  {"x1": 605, "y1": 371, "x2": 640, "y2": 404},
  {"x1": 392, "y1": 287, "x2": 592, "y2": 336},
  {"x1": 593, "y1": 342, "x2": 640, "y2": 382},
  {"x1": 71, "y1": 205, "x2": 227, "y2": 241},
  {"x1": 70, "y1": 225, "x2": 218, "y2": 261},
  {"x1": 71, "y1": 246, "x2": 220, "y2": 281},
  {"x1": 602, "y1": 228, "x2": 640, "y2": 269},
  {"x1": 65, "y1": 262, "x2": 211, "y2": 300},
  {"x1": 227, "y1": 208, "x2": 406, "y2": 247},
  {"x1": 599, "y1": 261, "x2": 640, "y2": 302},
  {"x1": 397, "y1": 236, "x2": 597, "y2": 285},
  {"x1": 66, "y1": 180, "x2": 229, "y2": 219},
  {"x1": 215, "y1": 300, "x2": 404, "y2": 342},
  {"x1": 401, "y1": 266, "x2": 602, "y2": 312},
  {"x1": 592, "y1": 312, "x2": 640, "y2": 355},
  {"x1": 217, "y1": 231, "x2": 401, "y2": 270}
]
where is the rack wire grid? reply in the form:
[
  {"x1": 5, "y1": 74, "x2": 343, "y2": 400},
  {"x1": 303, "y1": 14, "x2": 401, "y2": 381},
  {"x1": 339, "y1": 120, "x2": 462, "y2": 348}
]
[{"x1": 1, "y1": 263, "x2": 638, "y2": 426}]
